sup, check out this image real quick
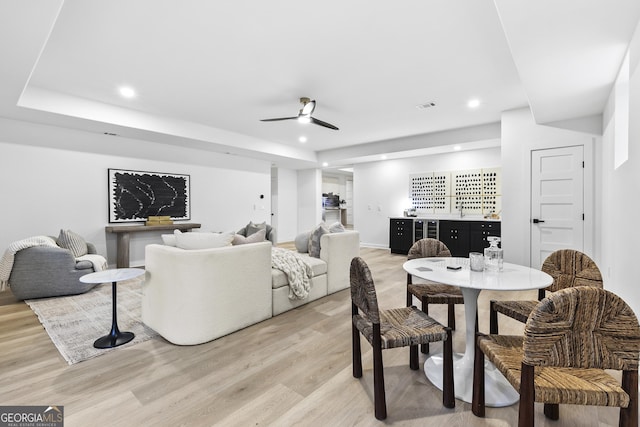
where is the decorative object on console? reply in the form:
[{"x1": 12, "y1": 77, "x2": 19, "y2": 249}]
[
  {"x1": 108, "y1": 168, "x2": 190, "y2": 223},
  {"x1": 146, "y1": 215, "x2": 173, "y2": 226}
]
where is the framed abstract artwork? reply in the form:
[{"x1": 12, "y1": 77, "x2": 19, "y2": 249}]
[{"x1": 108, "y1": 168, "x2": 190, "y2": 223}]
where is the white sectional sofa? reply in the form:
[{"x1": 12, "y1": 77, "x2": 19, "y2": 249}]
[
  {"x1": 142, "y1": 231, "x2": 360, "y2": 345},
  {"x1": 142, "y1": 241, "x2": 273, "y2": 345},
  {"x1": 271, "y1": 231, "x2": 360, "y2": 315}
]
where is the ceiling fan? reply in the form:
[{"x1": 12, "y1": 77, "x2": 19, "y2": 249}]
[{"x1": 260, "y1": 97, "x2": 339, "y2": 130}]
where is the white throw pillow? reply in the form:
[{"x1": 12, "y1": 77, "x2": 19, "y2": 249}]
[
  {"x1": 232, "y1": 228, "x2": 266, "y2": 245},
  {"x1": 174, "y1": 229, "x2": 234, "y2": 250},
  {"x1": 161, "y1": 234, "x2": 177, "y2": 246},
  {"x1": 328, "y1": 221, "x2": 345, "y2": 233}
]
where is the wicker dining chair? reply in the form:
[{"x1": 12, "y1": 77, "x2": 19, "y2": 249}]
[
  {"x1": 472, "y1": 286, "x2": 639, "y2": 427},
  {"x1": 489, "y1": 249, "x2": 603, "y2": 334},
  {"x1": 406, "y1": 238, "x2": 464, "y2": 353},
  {"x1": 351, "y1": 257, "x2": 455, "y2": 420}
]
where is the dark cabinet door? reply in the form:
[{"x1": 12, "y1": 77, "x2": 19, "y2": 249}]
[
  {"x1": 469, "y1": 221, "x2": 501, "y2": 253},
  {"x1": 439, "y1": 220, "x2": 469, "y2": 257},
  {"x1": 389, "y1": 219, "x2": 414, "y2": 254}
]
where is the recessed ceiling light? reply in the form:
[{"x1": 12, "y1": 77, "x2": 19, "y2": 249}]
[
  {"x1": 467, "y1": 98, "x2": 480, "y2": 108},
  {"x1": 381, "y1": 155, "x2": 387, "y2": 160},
  {"x1": 322, "y1": 162, "x2": 329, "y2": 167},
  {"x1": 453, "y1": 145, "x2": 462, "y2": 151},
  {"x1": 119, "y1": 86, "x2": 136, "y2": 98},
  {"x1": 299, "y1": 136, "x2": 307, "y2": 143}
]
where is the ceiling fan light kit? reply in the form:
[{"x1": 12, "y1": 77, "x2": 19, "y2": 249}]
[{"x1": 261, "y1": 97, "x2": 339, "y2": 130}]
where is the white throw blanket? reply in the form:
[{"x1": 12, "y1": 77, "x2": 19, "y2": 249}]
[
  {"x1": 76, "y1": 254, "x2": 108, "y2": 273},
  {"x1": 271, "y1": 247, "x2": 312, "y2": 300},
  {"x1": 0, "y1": 236, "x2": 58, "y2": 291}
]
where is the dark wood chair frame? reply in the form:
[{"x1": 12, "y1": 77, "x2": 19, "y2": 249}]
[{"x1": 352, "y1": 301, "x2": 455, "y2": 420}]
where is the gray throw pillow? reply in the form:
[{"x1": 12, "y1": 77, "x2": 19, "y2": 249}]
[
  {"x1": 294, "y1": 231, "x2": 311, "y2": 253},
  {"x1": 247, "y1": 221, "x2": 273, "y2": 240},
  {"x1": 232, "y1": 228, "x2": 266, "y2": 245},
  {"x1": 57, "y1": 229, "x2": 88, "y2": 257},
  {"x1": 308, "y1": 224, "x2": 329, "y2": 258}
]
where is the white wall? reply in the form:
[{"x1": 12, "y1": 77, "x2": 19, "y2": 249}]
[
  {"x1": 297, "y1": 168, "x2": 322, "y2": 232},
  {"x1": 0, "y1": 118, "x2": 271, "y2": 267},
  {"x1": 353, "y1": 147, "x2": 501, "y2": 248},
  {"x1": 273, "y1": 168, "x2": 298, "y2": 242},
  {"x1": 500, "y1": 108, "x2": 597, "y2": 267},
  {"x1": 600, "y1": 18, "x2": 640, "y2": 319}
]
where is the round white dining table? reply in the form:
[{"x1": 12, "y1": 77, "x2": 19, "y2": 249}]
[{"x1": 403, "y1": 257, "x2": 553, "y2": 406}]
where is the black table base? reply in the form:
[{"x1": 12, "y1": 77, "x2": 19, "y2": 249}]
[{"x1": 94, "y1": 281, "x2": 135, "y2": 349}]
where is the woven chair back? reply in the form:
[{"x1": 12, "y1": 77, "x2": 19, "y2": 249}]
[
  {"x1": 350, "y1": 257, "x2": 381, "y2": 324},
  {"x1": 541, "y1": 249, "x2": 603, "y2": 292},
  {"x1": 407, "y1": 238, "x2": 451, "y2": 260},
  {"x1": 523, "y1": 286, "x2": 640, "y2": 371}
]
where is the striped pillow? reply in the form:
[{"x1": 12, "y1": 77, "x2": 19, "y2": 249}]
[{"x1": 57, "y1": 229, "x2": 88, "y2": 257}]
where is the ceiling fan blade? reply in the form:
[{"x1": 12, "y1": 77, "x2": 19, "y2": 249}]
[
  {"x1": 260, "y1": 117, "x2": 298, "y2": 122},
  {"x1": 311, "y1": 117, "x2": 339, "y2": 130}
]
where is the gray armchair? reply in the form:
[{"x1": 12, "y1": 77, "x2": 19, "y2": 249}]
[{"x1": 8, "y1": 242, "x2": 100, "y2": 300}]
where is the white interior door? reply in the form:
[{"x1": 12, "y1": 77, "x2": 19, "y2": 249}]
[{"x1": 531, "y1": 146, "x2": 584, "y2": 268}]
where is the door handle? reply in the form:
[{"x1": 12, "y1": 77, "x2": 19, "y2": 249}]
[{"x1": 532, "y1": 218, "x2": 545, "y2": 224}]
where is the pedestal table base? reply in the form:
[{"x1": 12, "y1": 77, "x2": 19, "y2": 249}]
[{"x1": 425, "y1": 352, "x2": 519, "y2": 406}]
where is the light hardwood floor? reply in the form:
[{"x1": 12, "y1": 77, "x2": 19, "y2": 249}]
[{"x1": 0, "y1": 246, "x2": 633, "y2": 426}]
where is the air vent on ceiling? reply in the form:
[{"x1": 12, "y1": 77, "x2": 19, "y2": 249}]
[
  {"x1": 416, "y1": 102, "x2": 436, "y2": 110},
  {"x1": 103, "y1": 132, "x2": 118, "y2": 136}
]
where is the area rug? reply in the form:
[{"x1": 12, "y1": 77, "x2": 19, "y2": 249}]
[{"x1": 25, "y1": 277, "x2": 158, "y2": 365}]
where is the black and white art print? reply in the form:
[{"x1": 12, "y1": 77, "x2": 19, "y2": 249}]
[{"x1": 108, "y1": 169, "x2": 190, "y2": 223}]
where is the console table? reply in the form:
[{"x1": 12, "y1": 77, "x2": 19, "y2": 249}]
[{"x1": 105, "y1": 223, "x2": 201, "y2": 267}]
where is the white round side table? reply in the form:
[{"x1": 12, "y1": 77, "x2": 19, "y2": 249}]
[{"x1": 80, "y1": 268, "x2": 145, "y2": 349}]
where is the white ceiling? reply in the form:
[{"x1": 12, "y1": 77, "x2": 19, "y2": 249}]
[{"x1": 1, "y1": 0, "x2": 639, "y2": 169}]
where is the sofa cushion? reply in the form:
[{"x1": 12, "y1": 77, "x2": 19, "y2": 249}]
[
  {"x1": 294, "y1": 231, "x2": 311, "y2": 253},
  {"x1": 233, "y1": 228, "x2": 266, "y2": 245},
  {"x1": 271, "y1": 255, "x2": 327, "y2": 290},
  {"x1": 308, "y1": 223, "x2": 329, "y2": 258},
  {"x1": 174, "y1": 230, "x2": 234, "y2": 249},
  {"x1": 56, "y1": 229, "x2": 88, "y2": 257}
]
